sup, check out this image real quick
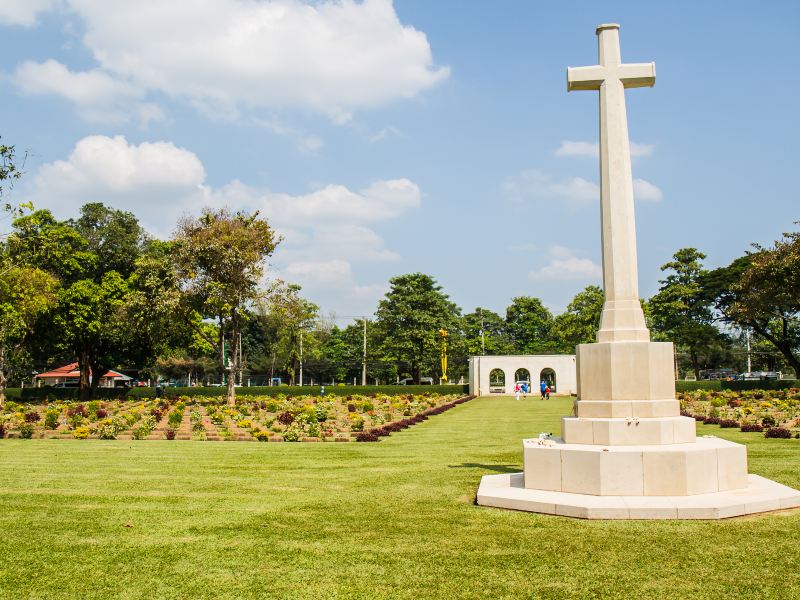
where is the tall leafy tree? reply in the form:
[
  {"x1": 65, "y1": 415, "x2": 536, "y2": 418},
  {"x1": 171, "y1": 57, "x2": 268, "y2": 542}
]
[
  {"x1": 551, "y1": 285, "x2": 604, "y2": 352},
  {"x1": 649, "y1": 248, "x2": 722, "y2": 379},
  {"x1": 462, "y1": 307, "x2": 514, "y2": 355},
  {"x1": 375, "y1": 273, "x2": 461, "y2": 383},
  {"x1": 505, "y1": 296, "x2": 555, "y2": 354},
  {"x1": 257, "y1": 283, "x2": 319, "y2": 385},
  {"x1": 705, "y1": 231, "x2": 800, "y2": 375},
  {"x1": 173, "y1": 208, "x2": 279, "y2": 404},
  {"x1": 0, "y1": 265, "x2": 58, "y2": 403}
]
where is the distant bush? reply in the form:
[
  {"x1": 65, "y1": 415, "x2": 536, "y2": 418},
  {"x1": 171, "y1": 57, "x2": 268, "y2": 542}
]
[
  {"x1": 718, "y1": 419, "x2": 739, "y2": 428},
  {"x1": 722, "y1": 380, "x2": 799, "y2": 391},
  {"x1": 675, "y1": 381, "x2": 722, "y2": 392},
  {"x1": 740, "y1": 423, "x2": 764, "y2": 433},
  {"x1": 764, "y1": 427, "x2": 792, "y2": 439},
  {"x1": 4, "y1": 383, "x2": 470, "y2": 401}
]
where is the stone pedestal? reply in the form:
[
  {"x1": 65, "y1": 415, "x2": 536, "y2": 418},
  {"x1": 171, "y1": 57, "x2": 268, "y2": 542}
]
[{"x1": 475, "y1": 339, "x2": 800, "y2": 519}]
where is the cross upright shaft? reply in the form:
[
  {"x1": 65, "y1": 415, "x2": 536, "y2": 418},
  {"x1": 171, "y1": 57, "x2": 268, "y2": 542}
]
[{"x1": 567, "y1": 24, "x2": 655, "y2": 343}]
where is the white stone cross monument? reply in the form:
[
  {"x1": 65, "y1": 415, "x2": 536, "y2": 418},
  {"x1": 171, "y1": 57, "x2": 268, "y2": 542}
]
[{"x1": 477, "y1": 24, "x2": 800, "y2": 519}]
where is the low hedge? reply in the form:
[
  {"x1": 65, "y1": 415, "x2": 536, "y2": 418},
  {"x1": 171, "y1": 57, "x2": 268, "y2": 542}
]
[
  {"x1": 4, "y1": 383, "x2": 469, "y2": 401},
  {"x1": 675, "y1": 380, "x2": 721, "y2": 392},
  {"x1": 721, "y1": 380, "x2": 799, "y2": 391}
]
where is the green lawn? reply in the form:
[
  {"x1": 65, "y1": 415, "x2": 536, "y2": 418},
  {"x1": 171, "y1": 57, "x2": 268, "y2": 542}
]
[{"x1": 1, "y1": 396, "x2": 799, "y2": 599}]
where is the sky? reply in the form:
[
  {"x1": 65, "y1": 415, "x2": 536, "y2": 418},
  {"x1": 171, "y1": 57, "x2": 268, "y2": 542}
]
[{"x1": 1, "y1": 0, "x2": 798, "y2": 322}]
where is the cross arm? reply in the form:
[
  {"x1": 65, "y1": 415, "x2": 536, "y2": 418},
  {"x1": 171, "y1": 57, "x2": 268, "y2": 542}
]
[
  {"x1": 619, "y1": 62, "x2": 656, "y2": 88},
  {"x1": 567, "y1": 65, "x2": 606, "y2": 91}
]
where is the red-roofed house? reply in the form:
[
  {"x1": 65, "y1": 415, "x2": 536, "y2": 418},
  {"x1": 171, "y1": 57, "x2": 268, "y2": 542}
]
[{"x1": 34, "y1": 363, "x2": 133, "y2": 388}]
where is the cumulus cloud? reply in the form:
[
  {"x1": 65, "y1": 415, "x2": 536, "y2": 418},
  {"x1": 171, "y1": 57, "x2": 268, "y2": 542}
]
[
  {"x1": 503, "y1": 168, "x2": 662, "y2": 207},
  {"x1": 632, "y1": 178, "x2": 663, "y2": 202},
  {"x1": 12, "y1": 0, "x2": 448, "y2": 124},
  {"x1": 528, "y1": 246, "x2": 602, "y2": 282},
  {"x1": 28, "y1": 134, "x2": 419, "y2": 310},
  {"x1": 14, "y1": 59, "x2": 164, "y2": 124},
  {"x1": 555, "y1": 140, "x2": 654, "y2": 158},
  {"x1": 503, "y1": 169, "x2": 598, "y2": 209},
  {"x1": 0, "y1": 0, "x2": 58, "y2": 26}
]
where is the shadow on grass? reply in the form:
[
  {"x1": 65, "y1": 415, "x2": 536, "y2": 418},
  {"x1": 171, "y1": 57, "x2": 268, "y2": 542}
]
[{"x1": 448, "y1": 462, "x2": 520, "y2": 474}]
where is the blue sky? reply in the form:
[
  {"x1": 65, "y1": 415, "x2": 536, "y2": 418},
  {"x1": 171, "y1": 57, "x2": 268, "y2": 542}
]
[{"x1": 1, "y1": 0, "x2": 798, "y2": 320}]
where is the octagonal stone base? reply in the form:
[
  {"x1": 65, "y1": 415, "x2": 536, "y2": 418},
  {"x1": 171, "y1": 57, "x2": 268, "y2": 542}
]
[
  {"x1": 523, "y1": 436, "x2": 748, "y2": 496},
  {"x1": 476, "y1": 472, "x2": 800, "y2": 519}
]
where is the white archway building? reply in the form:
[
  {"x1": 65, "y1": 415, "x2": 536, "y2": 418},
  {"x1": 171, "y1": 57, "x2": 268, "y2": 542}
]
[{"x1": 468, "y1": 355, "x2": 577, "y2": 396}]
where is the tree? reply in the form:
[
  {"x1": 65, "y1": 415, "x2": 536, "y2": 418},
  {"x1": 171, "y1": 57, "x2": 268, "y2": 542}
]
[
  {"x1": 14, "y1": 204, "x2": 147, "y2": 399},
  {"x1": 374, "y1": 273, "x2": 461, "y2": 383},
  {"x1": 706, "y1": 231, "x2": 800, "y2": 375},
  {"x1": 551, "y1": 285, "x2": 604, "y2": 352},
  {"x1": 256, "y1": 283, "x2": 319, "y2": 385},
  {"x1": 173, "y1": 208, "x2": 280, "y2": 405},
  {"x1": 649, "y1": 248, "x2": 723, "y2": 379},
  {"x1": 0, "y1": 266, "x2": 57, "y2": 403},
  {"x1": 462, "y1": 307, "x2": 514, "y2": 355},
  {"x1": 505, "y1": 296, "x2": 555, "y2": 353},
  {"x1": 0, "y1": 138, "x2": 24, "y2": 200},
  {"x1": 52, "y1": 271, "x2": 133, "y2": 397}
]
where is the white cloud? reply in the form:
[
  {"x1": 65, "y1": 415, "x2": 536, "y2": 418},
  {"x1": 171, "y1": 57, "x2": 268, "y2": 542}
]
[
  {"x1": 555, "y1": 140, "x2": 654, "y2": 158},
  {"x1": 633, "y1": 178, "x2": 663, "y2": 202},
  {"x1": 503, "y1": 169, "x2": 598, "y2": 209},
  {"x1": 369, "y1": 126, "x2": 404, "y2": 143},
  {"x1": 14, "y1": 59, "x2": 164, "y2": 124},
  {"x1": 528, "y1": 246, "x2": 602, "y2": 282},
  {"x1": 28, "y1": 134, "x2": 418, "y2": 311},
  {"x1": 0, "y1": 0, "x2": 58, "y2": 26},
  {"x1": 504, "y1": 169, "x2": 662, "y2": 207},
  {"x1": 14, "y1": 0, "x2": 448, "y2": 124}
]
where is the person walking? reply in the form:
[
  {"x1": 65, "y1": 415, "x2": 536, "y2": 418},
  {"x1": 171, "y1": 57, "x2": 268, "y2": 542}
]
[
  {"x1": 540, "y1": 379, "x2": 547, "y2": 400},
  {"x1": 522, "y1": 382, "x2": 528, "y2": 400},
  {"x1": 514, "y1": 382, "x2": 521, "y2": 401},
  {"x1": 545, "y1": 384, "x2": 551, "y2": 400}
]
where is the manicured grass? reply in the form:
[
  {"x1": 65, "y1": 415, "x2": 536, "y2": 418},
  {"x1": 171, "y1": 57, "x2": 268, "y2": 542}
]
[{"x1": 1, "y1": 396, "x2": 799, "y2": 599}]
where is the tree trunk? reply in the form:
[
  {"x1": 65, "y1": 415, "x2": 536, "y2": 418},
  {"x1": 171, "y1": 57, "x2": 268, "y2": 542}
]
[
  {"x1": 413, "y1": 363, "x2": 421, "y2": 385},
  {"x1": 226, "y1": 316, "x2": 238, "y2": 406},
  {"x1": 78, "y1": 350, "x2": 92, "y2": 401},
  {"x1": 89, "y1": 358, "x2": 106, "y2": 399},
  {"x1": 690, "y1": 349, "x2": 700, "y2": 381}
]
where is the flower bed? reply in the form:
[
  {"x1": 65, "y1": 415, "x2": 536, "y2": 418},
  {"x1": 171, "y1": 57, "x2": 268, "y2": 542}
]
[
  {"x1": 678, "y1": 388, "x2": 800, "y2": 439},
  {"x1": 0, "y1": 393, "x2": 475, "y2": 442}
]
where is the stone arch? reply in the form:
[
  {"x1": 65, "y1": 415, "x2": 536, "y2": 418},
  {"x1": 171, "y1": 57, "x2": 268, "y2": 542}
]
[
  {"x1": 489, "y1": 368, "x2": 506, "y2": 393},
  {"x1": 514, "y1": 367, "x2": 531, "y2": 389},
  {"x1": 540, "y1": 368, "x2": 556, "y2": 392}
]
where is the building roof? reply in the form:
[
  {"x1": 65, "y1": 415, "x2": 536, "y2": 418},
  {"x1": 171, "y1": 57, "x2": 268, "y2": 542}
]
[{"x1": 35, "y1": 362, "x2": 132, "y2": 381}]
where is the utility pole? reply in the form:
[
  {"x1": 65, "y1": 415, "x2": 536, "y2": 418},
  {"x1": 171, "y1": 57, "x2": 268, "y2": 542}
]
[
  {"x1": 480, "y1": 308, "x2": 485, "y2": 355},
  {"x1": 362, "y1": 318, "x2": 367, "y2": 386},
  {"x1": 745, "y1": 328, "x2": 752, "y2": 373},
  {"x1": 299, "y1": 328, "x2": 304, "y2": 386},
  {"x1": 237, "y1": 332, "x2": 243, "y2": 386}
]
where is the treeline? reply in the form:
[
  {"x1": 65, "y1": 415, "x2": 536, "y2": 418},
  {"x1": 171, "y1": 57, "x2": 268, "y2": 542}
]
[{"x1": 1, "y1": 141, "x2": 797, "y2": 403}]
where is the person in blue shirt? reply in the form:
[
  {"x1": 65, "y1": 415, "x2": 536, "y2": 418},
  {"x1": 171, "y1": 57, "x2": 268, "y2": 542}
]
[{"x1": 540, "y1": 380, "x2": 547, "y2": 400}]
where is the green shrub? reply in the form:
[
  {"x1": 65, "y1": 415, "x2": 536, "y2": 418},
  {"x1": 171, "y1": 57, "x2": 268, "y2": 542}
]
[
  {"x1": 252, "y1": 430, "x2": 270, "y2": 442},
  {"x1": 19, "y1": 423, "x2": 34, "y2": 439},
  {"x1": 44, "y1": 409, "x2": 60, "y2": 430},
  {"x1": 722, "y1": 380, "x2": 799, "y2": 391},
  {"x1": 282, "y1": 425, "x2": 301, "y2": 442}
]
